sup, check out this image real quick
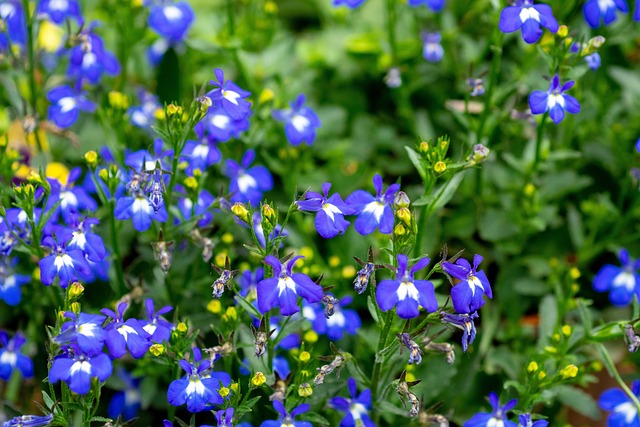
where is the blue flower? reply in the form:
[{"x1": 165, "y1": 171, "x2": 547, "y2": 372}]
[
  {"x1": 140, "y1": 298, "x2": 173, "y2": 343},
  {"x1": 463, "y1": 392, "x2": 517, "y2": 427},
  {"x1": 408, "y1": 0, "x2": 446, "y2": 11},
  {"x1": 49, "y1": 346, "x2": 112, "y2": 395},
  {"x1": 0, "y1": 331, "x2": 33, "y2": 380},
  {"x1": 584, "y1": 0, "x2": 628, "y2": 28},
  {"x1": 329, "y1": 378, "x2": 374, "y2": 427},
  {"x1": 66, "y1": 26, "x2": 121, "y2": 85},
  {"x1": 107, "y1": 369, "x2": 141, "y2": 422},
  {"x1": 599, "y1": 380, "x2": 640, "y2": 427},
  {"x1": 529, "y1": 74, "x2": 580, "y2": 124},
  {"x1": 422, "y1": 32, "x2": 444, "y2": 62},
  {"x1": 442, "y1": 254, "x2": 492, "y2": 314},
  {"x1": 177, "y1": 189, "x2": 216, "y2": 227},
  {"x1": 0, "y1": 1, "x2": 27, "y2": 53},
  {"x1": 334, "y1": 0, "x2": 366, "y2": 7},
  {"x1": 252, "y1": 212, "x2": 287, "y2": 248},
  {"x1": 54, "y1": 311, "x2": 106, "y2": 355},
  {"x1": 37, "y1": 0, "x2": 83, "y2": 25},
  {"x1": 207, "y1": 68, "x2": 252, "y2": 121},
  {"x1": 585, "y1": 52, "x2": 601, "y2": 70},
  {"x1": 45, "y1": 168, "x2": 98, "y2": 224},
  {"x1": 127, "y1": 89, "x2": 162, "y2": 129},
  {"x1": 114, "y1": 179, "x2": 169, "y2": 232},
  {"x1": 39, "y1": 235, "x2": 92, "y2": 288},
  {"x1": 215, "y1": 407, "x2": 234, "y2": 427},
  {"x1": 518, "y1": 414, "x2": 549, "y2": 427},
  {"x1": 297, "y1": 182, "x2": 354, "y2": 238},
  {"x1": 167, "y1": 348, "x2": 231, "y2": 413},
  {"x1": 148, "y1": 1, "x2": 194, "y2": 42},
  {"x1": 100, "y1": 302, "x2": 151, "y2": 359},
  {"x1": 498, "y1": 0, "x2": 558, "y2": 44},
  {"x1": 199, "y1": 104, "x2": 250, "y2": 142},
  {"x1": 376, "y1": 254, "x2": 438, "y2": 319},
  {"x1": 225, "y1": 149, "x2": 273, "y2": 206},
  {"x1": 345, "y1": 174, "x2": 399, "y2": 235},
  {"x1": 0, "y1": 257, "x2": 30, "y2": 306},
  {"x1": 441, "y1": 311, "x2": 479, "y2": 352},
  {"x1": 636, "y1": 0, "x2": 640, "y2": 21},
  {"x1": 594, "y1": 249, "x2": 640, "y2": 306},
  {"x1": 272, "y1": 94, "x2": 321, "y2": 146},
  {"x1": 2, "y1": 414, "x2": 53, "y2": 427},
  {"x1": 182, "y1": 123, "x2": 222, "y2": 175},
  {"x1": 260, "y1": 401, "x2": 311, "y2": 427},
  {"x1": 257, "y1": 255, "x2": 324, "y2": 316},
  {"x1": 237, "y1": 266, "x2": 264, "y2": 298},
  {"x1": 303, "y1": 296, "x2": 361, "y2": 341},
  {"x1": 65, "y1": 217, "x2": 107, "y2": 262}
]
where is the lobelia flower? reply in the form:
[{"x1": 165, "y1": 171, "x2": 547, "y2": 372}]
[
  {"x1": 260, "y1": 401, "x2": 312, "y2": 427},
  {"x1": 237, "y1": 266, "x2": 264, "y2": 298},
  {"x1": 0, "y1": 0, "x2": 27, "y2": 53},
  {"x1": 257, "y1": 255, "x2": 324, "y2": 316},
  {"x1": 66, "y1": 25, "x2": 121, "y2": 85},
  {"x1": 45, "y1": 168, "x2": 98, "y2": 224},
  {"x1": 107, "y1": 369, "x2": 142, "y2": 422},
  {"x1": 140, "y1": 298, "x2": 174, "y2": 343},
  {"x1": 297, "y1": 183, "x2": 354, "y2": 238},
  {"x1": 49, "y1": 345, "x2": 112, "y2": 395},
  {"x1": 585, "y1": 52, "x2": 602, "y2": 70},
  {"x1": 54, "y1": 312, "x2": 106, "y2": 355},
  {"x1": 408, "y1": 0, "x2": 446, "y2": 11},
  {"x1": 463, "y1": 392, "x2": 517, "y2": 427},
  {"x1": 39, "y1": 235, "x2": 92, "y2": 288},
  {"x1": 215, "y1": 407, "x2": 234, "y2": 427},
  {"x1": 303, "y1": 296, "x2": 361, "y2": 341},
  {"x1": 272, "y1": 94, "x2": 321, "y2": 146},
  {"x1": 422, "y1": 32, "x2": 444, "y2": 62},
  {"x1": 36, "y1": 0, "x2": 83, "y2": 25},
  {"x1": 114, "y1": 173, "x2": 168, "y2": 232},
  {"x1": 528, "y1": 74, "x2": 580, "y2": 124},
  {"x1": 207, "y1": 68, "x2": 252, "y2": 121},
  {"x1": 167, "y1": 348, "x2": 232, "y2": 413},
  {"x1": 598, "y1": 380, "x2": 640, "y2": 427},
  {"x1": 441, "y1": 311, "x2": 479, "y2": 352},
  {"x1": 636, "y1": 0, "x2": 640, "y2": 21},
  {"x1": 346, "y1": 174, "x2": 399, "y2": 235},
  {"x1": 127, "y1": 89, "x2": 162, "y2": 129},
  {"x1": 100, "y1": 302, "x2": 151, "y2": 359},
  {"x1": 376, "y1": 254, "x2": 438, "y2": 319},
  {"x1": 0, "y1": 257, "x2": 30, "y2": 306},
  {"x1": 593, "y1": 248, "x2": 640, "y2": 306},
  {"x1": 0, "y1": 331, "x2": 33, "y2": 380},
  {"x1": 333, "y1": 0, "x2": 366, "y2": 7},
  {"x1": 46, "y1": 85, "x2": 96, "y2": 128},
  {"x1": 498, "y1": 0, "x2": 559, "y2": 44},
  {"x1": 2, "y1": 414, "x2": 54, "y2": 427},
  {"x1": 64, "y1": 217, "x2": 107, "y2": 263},
  {"x1": 252, "y1": 212, "x2": 287, "y2": 249},
  {"x1": 224, "y1": 149, "x2": 274, "y2": 206},
  {"x1": 442, "y1": 254, "x2": 492, "y2": 314},
  {"x1": 583, "y1": 0, "x2": 628, "y2": 28},
  {"x1": 148, "y1": 0, "x2": 194, "y2": 43},
  {"x1": 199, "y1": 103, "x2": 251, "y2": 142},
  {"x1": 182, "y1": 122, "x2": 222, "y2": 175},
  {"x1": 329, "y1": 378, "x2": 374, "y2": 427},
  {"x1": 177, "y1": 189, "x2": 216, "y2": 228},
  {"x1": 518, "y1": 414, "x2": 549, "y2": 427}
]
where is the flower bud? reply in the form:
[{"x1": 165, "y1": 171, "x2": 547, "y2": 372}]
[
  {"x1": 434, "y1": 161, "x2": 446, "y2": 174},
  {"x1": 468, "y1": 144, "x2": 490, "y2": 165},
  {"x1": 219, "y1": 386, "x2": 230, "y2": 398},
  {"x1": 149, "y1": 343, "x2": 165, "y2": 356},
  {"x1": 298, "y1": 383, "x2": 313, "y2": 397},
  {"x1": 68, "y1": 282, "x2": 85, "y2": 300},
  {"x1": 262, "y1": 203, "x2": 277, "y2": 224},
  {"x1": 527, "y1": 361, "x2": 539, "y2": 373},
  {"x1": 251, "y1": 372, "x2": 266, "y2": 387},
  {"x1": 559, "y1": 364, "x2": 578, "y2": 379},
  {"x1": 419, "y1": 141, "x2": 429, "y2": 154},
  {"x1": 84, "y1": 151, "x2": 98, "y2": 168},
  {"x1": 557, "y1": 25, "x2": 568, "y2": 38},
  {"x1": 98, "y1": 169, "x2": 109, "y2": 183},
  {"x1": 299, "y1": 351, "x2": 311, "y2": 363},
  {"x1": 183, "y1": 176, "x2": 198, "y2": 190},
  {"x1": 176, "y1": 322, "x2": 188, "y2": 333},
  {"x1": 396, "y1": 207, "x2": 412, "y2": 227},
  {"x1": 394, "y1": 224, "x2": 406, "y2": 237},
  {"x1": 258, "y1": 88, "x2": 275, "y2": 104},
  {"x1": 231, "y1": 202, "x2": 250, "y2": 224},
  {"x1": 394, "y1": 191, "x2": 410, "y2": 209},
  {"x1": 70, "y1": 302, "x2": 80, "y2": 314},
  {"x1": 207, "y1": 299, "x2": 222, "y2": 314},
  {"x1": 166, "y1": 103, "x2": 182, "y2": 116},
  {"x1": 108, "y1": 91, "x2": 129, "y2": 109}
]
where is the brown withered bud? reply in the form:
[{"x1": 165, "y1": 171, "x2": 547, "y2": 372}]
[
  {"x1": 352, "y1": 247, "x2": 385, "y2": 295},
  {"x1": 314, "y1": 343, "x2": 347, "y2": 385},
  {"x1": 397, "y1": 333, "x2": 423, "y2": 365},
  {"x1": 152, "y1": 231, "x2": 174, "y2": 274},
  {"x1": 251, "y1": 317, "x2": 276, "y2": 358},
  {"x1": 397, "y1": 370, "x2": 421, "y2": 417},
  {"x1": 189, "y1": 228, "x2": 214, "y2": 262},
  {"x1": 423, "y1": 338, "x2": 455, "y2": 365},
  {"x1": 624, "y1": 323, "x2": 640, "y2": 353},
  {"x1": 210, "y1": 256, "x2": 238, "y2": 299},
  {"x1": 419, "y1": 412, "x2": 449, "y2": 427},
  {"x1": 269, "y1": 372, "x2": 290, "y2": 402},
  {"x1": 321, "y1": 294, "x2": 339, "y2": 319},
  {"x1": 204, "y1": 332, "x2": 235, "y2": 362}
]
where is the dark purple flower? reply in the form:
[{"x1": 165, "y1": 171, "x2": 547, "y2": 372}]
[
  {"x1": 127, "y1": 89, "x2": 162, "y2": 129},
  {"x1": 215, "y1": 407, "x2": 234, "y2": 427},
  {"x1": 182, "y1": 123, "x2": 222, "y2": 174},
  {"x1": 303, "y1": 296, "x2": 361, "y2": 341},
  {"x1": 0, "y1": 257, "x2": 30, "y2": 306},
  {"x1": 66, "y1": 25, "x2": 121, "y2": 85},
  {"x1": 442, "y1": 254, "x2": 492, "y2": 314},
  {"x1": 272, "y1": 94, "x2": 321, "y2": 146},
  {"x1": 297, "y1": 182, "x2": 354, "y2": 238},
  {"x1": 0, "y1": 1, "x2": 27, "y2": 52},
  {"x1": 463, "y1": 392, "x2": 517, "y2": 427},
  {"x1": 441, "y1": 311, "x2": 479, "y2": 352},
  {"x1": 346, "y1": 174, "x2": 399, "y2": 235},
  {"x1": 528, "y1": 74, "x2": 580, "y2": 124},
  {"x1": 499, "y1": 0, "x2": 559, "y2": 44},
  {"x1": 177, "y1": 189, "x2": 215, "y2": 227},
  {"x1": 2, "y1": 414, "x2": 53, "y2": 427},
  {"x1": 54, "y1": 311, "x2": 106, "y2": 355},
  {"x1": 199, "y1": 104, "x2": 250, "y2": 142},
  {"x1": 329, "y1": 378, "x2": 374, "y2": 427},
  {"x1": 45, "y1": 167, "x2": 98, "y2": 224},
  {"x1": 107, "y1": 368, "x2": 141, "y2": 421},
  {"x1": 518, "y1": 414, "x2": 549, "y2": 427}
]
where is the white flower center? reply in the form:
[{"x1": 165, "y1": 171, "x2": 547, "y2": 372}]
[
  {"x1": 78, "y1": 323, "x2": 99, "y2": 338},
  {"x1": 143, "y1": 323, "x2": 157, "y2": 335},
  {"x1": 70, "y1": 231, "x2": 87, "y2": 250},
  {"x1": 69, "y1": 360, "x2": 92, "y2": 376},
  {"x1": 466, "y1": 275, "x2": 484, "y2": 296},
  {"x1": 327, "y1": 310, "x2": 346, "y2": 328},
  {"x1": 547, "y1": 93, "x2": 565, "y2": 109},
  {"x1": 163, "y1": 5, "x2": 183, "y2": 21},
  {"x1": 362, "y1": 201, "x2": 385, "y2": 223},
  {"x1": 82, "y1": 52, "x2": 97, "y2": 67},
  {"x1": 210, "y1": 114, "x2": 230, "y2": 129},
  {"x1": 291, "y1": 115, "x2": 310, "y2": 133},
  {"x1": 49, "y1": 0, "x2": 69, "y2": 11},
  {"x1": 54, "y1": 254, "x2": 75, "y2": 270},
  {"x1": 519, "y1": 7, "x2": 540, "y2": 23},
  {"x1": 322, "y1": 203, "x2": 342, "y2": 221},
  {"x1": 350, "y1": 403, "x2": 368, "y2": 420},
  {"x1": 0, "y1": 4, "x2": 15, "y2": 19},
  {"x1": 237, "y1": 173, "x2": 257, "y2": 194},
  {"x1": 277, "y1": 276, "x2": 297, "y2": 297},
  {"x1": 2, "y1": 275, "x2": 16, "y2": 289},
  {"x1": 117, "y1": 324, "x2": 138, "y2": 341},
  {"x1": 60, "y1": 191, "x2": 78, "y2": 209},
  {"x1": 193, "y1": 144, "x2": 209, "y2": 159},
  {"x1": 614, "y1": 401, "x2": 638, "y2": 424},
  {"x1": 133, "y1": 197, "x2": 153, "y2": 214},
  {"x1": 222, "y1": 90, "x2": 241, "y2": 105},
  {"x1": 598, "y1": 0, "x2": 615, "y2": 13},
  {"x1": 613, "y1": 271, "x2": 636, "y2": 292},
  {"x1": 185, "y1": 377, "x2": 206, "y2": 395},
  {"x1": 396, "y1": 280, "x2": 419, "y2": 302},
  {"x1": 0, "y1": 351, "x2": 16, "y2": 366}
]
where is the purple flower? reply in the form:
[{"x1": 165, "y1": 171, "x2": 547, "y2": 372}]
[
  {"x1": 422, "y1": 32, "x2": 444, "y2": 62},
  {"x1": 345, "y1": 174, "x2": 399, "y2": 235},
  {"x1": 329, "y1": 378, "x2": 374, "y2": 427},
  {"x1": 518, "y1": 414, "x2": 549, "y2": 427},
  {"x1": 65, "y1": 217, "x2": 107, "y2": 262},
  {"x1": 107, "y1": 369, "x2": 141, "y2": 421},
  {"x1": 0, "y1": 257, "x2": 30, "y2": 306},
  {"x1": 2, "y1": 414, "x2": 53, "y2": 427},
  {"x1": 499, "y1": 1, "x2": 559, "y2": 44},
  {"x1": 260, "y1": 401, "x2": 311, "y2": 427},
  {"x1": 49, "y1": 346, "x2": 112, "y2": 395},
  {"x1": 441, "y1": 311, "x2": 478, "y2": 352},
  {"x1": 100, "y1": 302, "x2": 151, "y2": 359},
  {"x1": 272, "y1": 94, "x2": 321, "y2": 146},
  {"x1": 237, "y1": 266, "x2": 264, "y2": 298},
  {"x1": 54, "y1": 312, "x2": 106, "y2": 355},
  {"x1": 224, "y1": 149, "x2": 273, "y2": 206},
  {"x1": 297, "y1": 183, "x2": 354, "y2": 238},
  {"x1": 528, "y1": 74, "x2": 580, "y2": 124},
  {"x1": 584, "y1": 0, "x2": 628, "y2": 28},
  {"x1": 148, "y1": 1, "x2": 194, "y2": 42},
  {"x1": 0, "y1": 331, "x2": 33, "y2": 380},
  {"x1": 593, "y1": 249, "x2": 640, "y2": 306},
  {"x1": 598, "y1": 380, "x2": 640, "y2": 427},
  {"x1": 37, "y1": 0, "x2": 83, "y2": 25},
  {"x1": 635, "y1": 0, "x2": 640, "y2": 21},
  {"x1": 66, "y1": 26, "x2": 121, "y2": 85},
  {"x1": 199, "y1": 104, "x2": 250, "y2": 142},
  {"x1": 39, "y1": 235, "x2": 92, "y2": 288},
  {"x1": 167, "y1": 348, "x2": 231, "y2": 413},
  {"x1": 585, "y1": 52, "x2": 601, "y2": 70},
  {"x1": 376, "y1": 254, "x2": 438, "y2": 319},
  {"x1": 408, "y1": 0, "x2": 446, "y2": 11},
  {"x1": 46, "y1": 85, "x2": 96, "y2": 128},
  {"x1": 114, "y1": 193, "x2": 168, "y2": 231},
  {"x1": 140, "y1": 298, "x2": 173, "y2": 343},
  {"x1": 303, "y1": 296, "x2": 361, "y2": 341},
  {"x1": 257, "y1": 255, "x2": 323, "y2": 316},
  {"x1": 442, "y1": 254, "x2": 492, "y2": 314},
  {"x1": 463, "y1": 392, "x2": 517, "y2": 427},
  {"x1": 207, "y1": 68, "x2": 251, "y2": 121},
  {"x1": 333, "y1": 0, "x2": 366, "y2": 7}
]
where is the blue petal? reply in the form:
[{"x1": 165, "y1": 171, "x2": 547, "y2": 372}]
[
  {"x1": 396, "y1": 297, "x2": 420, "y2": 319},
  {"x1": 593, "y1": 265, "x2": 620, "y2": 292},
  {"x1": 414, "y1": 280, "x2": 438, "y2": 312},
  {"x1": 534, "y1": 4, "x2": 559, "y2": 32},
  {"x1": 278, "y1": 286, "x2": 300, "y2": 316},
  {"x1": 548, "y1": 104, "x2": 565, "y2": 124},
  {"x1": 520, "y1": 18, "x2": 543, "y2": 44},
  {"x1": 167, "y1": 378, "x2": 189, "y2": 406},
  {"x1": 562, "y1": 94, "x2": 580, "y2": 114},
  {"x1": 599, "y1": 388, "x2": 628, "y2": 410},
  {"x1": 376, "y1": 280, "x2": 399, "y2": 312},
  {"x1": 498, "y1": 6, "x2": 524, "y2": 33},
  {"x1": 292, "y1": 273, "x2": 323, "y2": 304},
  {"x1": 257, "y1": 278, "x2": 279, "y2": 314},
  {"x1": 583, "y1": 0, "x2": 602, "y2": 28}
]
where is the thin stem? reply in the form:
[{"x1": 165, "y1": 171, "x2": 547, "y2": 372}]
[
  {"x1": 533, "y1": 112, "x2": 548, "y2": 173},
  {"x1": 598, "y1": 343, "x2": 640, "y2": 416},
  {"x1": 109, "y1": 201, "x2": 128, "y2": 296},
  {"x1": 476, "y1": 29, "x2": 503, "y2": 144},
  {"x1": 22, "y1": 0, "x2": 43, "y2": 152},
  {"x1": 371, "y1": 311, "x2": 395, "y2": 406}
]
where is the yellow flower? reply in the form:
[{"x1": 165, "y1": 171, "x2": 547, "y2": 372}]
[
  {"x1": 298, "y1": 383, "x2": 313, "y2": 397},
  {"x1": 299, "y1": 351, "x2": 311, "y2": 363},
  {"x1": 45, "y1": 162, "x2": 70, "y2": 186},
  {"x1": 251, "y1": 372, "x2": 266, "y2": 387},
  {"x1": 176, "y1": 322, "x2": 188, "y2": 333},
  {"x1": 538, "y1": 371, "x2": 547, "y2": 380},
  {"x1": 259, "y1": 88, "x2": 275, "y2": 104},
  {"x1": 329, "y1": 256, "x2": 340, "y2": 267},
  {"x1": 559, "y1": 364, "x2": 578, "y2": 379},
  {"x1": 342, "y1": 265, "x2": 356, "y2": 278},
  {"x1": 562, "y1": 325, "x2": 572, "y2": 336},
  {"x1": 108, "y1": 91, "x2": 129, "y2": 109},
  {"x1": 183, "y1": 176, "x2": 198, "y2": 190},
  {"x1": 557, "y1": 25, "x2": 568, "y2": 38},
  {"x1": 84, "y1": 151, "x2": 98, "y2": 168},
  {"x1": 149, "y1": 344, "x2": 165, "y2": 356},
  {"x1": 569, "y1": 267, "x2": 580, "y2": 279},
  {"x1": 223, "y1": 307, "x2": 237, "y2": 322},
  {"x1": 38, "y1": 21, "x2": 63, "y2": 52},
  {"x1": 434, "y1": 161, "x2": 446, "y2": 174},
  {"x1": 304, "y1": 330, "x2": 318, "y2": 344},
  {"x1": 527, "y1": 361, "x2": 539, "y2": 373},
  {"x1": 221, "y1": 233, "x2": 234, "y2": 244},
  {"x1": 207, "y1": 300, "x2": 222, "y2": 314},
  {"x1": 219, "y1": 386, "x2": 230, "y2": 397}
]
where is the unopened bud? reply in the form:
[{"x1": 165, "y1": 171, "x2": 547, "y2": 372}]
[
  {"x1": 68, "y1": 282, "x2": 84, "y2": 300},
  {"x1": 231, "y1": 202, "x2": 250, "y2": 223},
  {"x1": 559, "y1": 364, "x2": 578, "y2": 379},
  {"x1": 394, "y1": 191, "x2": 410, "y2": 209},
  {"x1": 84, "y1": 151, "x2": 98, "y2": 168},
  {"x1": 149, "y1": 343, "x2": 165, "y2": 356},
  {"x1": 434, "y1": 161, "x2": 447, "y2": 174},
  {"x1": 183, "y1": 176, "x2": 198, "y2": 190},
  {"x1": 166, "y1": 103, "x2": 182, "y2": 116},
  {"x1": 261, "y1": 203, "x2": 277, "y2": 224},
  {"x1": 251, "y1": 372, "x2": 266, "y2": 387},
  {"x1": 298, "y1": 383, "x2": 313, "y2": 397},
  {"x1": 468, "y1": 144, "x2": 490, "y2": 164},
  {"x1": 219, "y1": 386, "x2": 230, "y2": 398},
  {"x1": 99, "y1": 169, "x2": 109, "y2": 182},
  {"x1": 300, "y1": 351, "x2": 311, "y2": 363},
  {"x1": 70, "y1": 302, "x2": 80, "y2": 314},
  {"x1": 419, "y1": 141, "x2": 429, "y2": 154},
  {"x1": 557, "y1": 25, "x2": 568, "y2": 38},
  {"x1": 394, "y1": 224, "x2": 406, "y2": 236},
  {"x1": 176, "y1": 322, "x2": 187, "y2": 333},
  {"x1": 396, "y1": 207, "x2": 412, "y2": 227}
]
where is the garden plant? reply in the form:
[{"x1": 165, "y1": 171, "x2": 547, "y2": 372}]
[{"x1": 2, "y1": 0, "x2": 640, "y2": 426}]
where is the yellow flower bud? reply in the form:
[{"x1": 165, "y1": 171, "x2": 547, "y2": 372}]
[
  {"x1": 207, "y1": 299, "x2": 222, "y2": 314},
  {"x1": 560, "y1": 364, "x2": 578, "y2": 379},
  {"x1": 166, "y1": 104, "x2": 182, "y2": 116},
  {"x1": 569, "y1": 267, "x2": 580, "y2": 279},
  {"x1": 342, "y1": 265, "x2": 356, "y2": 278},
  {"x1": 215, "y1": 252, "x2": 227, "y2": 268},
  {"x1": 562, "y1": 325, "x2": 572, "y2": 336},
  {"x1": 230, "y1": 383, "x2": 239, "y2": 393},
  {"x1": 394, "y1": 224, "x2": 406, "y2": 236},
  {"x1": 218, "y1": 386, "x2": 230, "y2": 398},
  {"x1": 298, "y1": 383, "x2": 313, "y2": 397},
  {"x1": 223, "y1": 307, "x2": 237, "y2": 322},
  {"x1": 251, "y1": 372, "x2": 266, "y2": 387},
  {"x1": 231, "y1": 202, "x2": 250, "y2": 223},
  {"x1": 329, "y1": 256, "x2": 340, "y2": 267},
  {"x1": 527, "y1": 361, "x2": 539, "y2": 373},
  {"x1": 154, "y1": 108, "x2": 165, "y2": 120},
  {"x1": 264, "y1": 1, "x2": 277, "y2": 13},
  {"x1": 419, "y1": 141, "x2": 429, "y2": 154},
  {"x1": 434, "y1": 161, "x2": 446, "y2": 174},
  {"x1": 183, "y1": 176, "x2": 198, "y2": 190},
  {"x1": 299, "y1": 351, "x2": 311, "y2": 363},
  {"x1": 405, "y1": 372, "x2": 416, "y2": 382},
  {"x1": 84, "y1": 151, "x2": 98, "y2": 168},
  {"x1": 108, "y1": 91, "x2": 129, "y2": 109},
  {"x1": 149, "y1": 344, "x2": 165, "y2": 356},
  {"x1": 258, "y1": 88, "x2": 275, "y2": 104},
  {"x1": 396, "y1": 207, "x2": 412, "y2": 227},
  {"x1": 262, "y1": 203, "x2": 277, "y2": 224},
  {"x1": 221, "y1": 233, "x2": 234, "y2": 244},
  {"x1": 70, "y1": 302, "x2": 80, "y2": 314},
  {"x1": 538, "y1": 371, "x2": 546, "y2": 380},
  {"x1": 176, "y1": 322, "x2": 188, "y2": 333},
  {"x1": 68, "y1": 282, "x2": 85, "y2": 300},
  {"x1": 557, "y1": 25, "x2": 568, "y2": 38},
  {"x1": 304, "y1": 330, "x2": 318, "y2": 344}
]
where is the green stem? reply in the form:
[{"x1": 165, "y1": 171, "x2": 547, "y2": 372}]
[
  {"x1": 476, "y1": 29, "x2": 503, "y2": 144},
  {"x1": 109, "y1": 201, "x2": 127, "y2": 296},
  {"x1": 598, "y1": 343, "x2": 640, "y2": 416},
  {"x1": 371, "y1": 311, "x2": 395, "y2": 406},
  {"x1": 533, "y1": 112, "x2": 548, "y2": 173},
  {"x1": 385, "y1": 0, "x2": 398, "y2": 65},
  {"x1": 22, "y1": 0, "x2": 43, "y2": 152}
]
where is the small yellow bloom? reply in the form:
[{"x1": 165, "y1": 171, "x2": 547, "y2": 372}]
[
  {"x1": 538, "y1": 371, "x2": 547, "y2": 380},
  {"x1": 524, "y1": 183, "x2": 536, "y2": 197},
  {"x1": 557, "y1": 25, "x2": 568, "y2": 38},
  {"x1": 219, "y1": 386, "x2": 230, "y2": 398},
  {"x1": 230, "y1": 383, "x2": 239, "y2": 393},
  {"x1": 544, "y1": 346, "x2": 557, "y2": 353},
  {"x1": 68, "y1": 282, "x2": 85, "y2": 300},
  {"x1": 98, "y1": 169, "x2": 109, "y2": 182},
  {"x1": 221, "y1": 232, "x2": 234, "y2": 244},
  {"x1": 433, "y1": 161, "x2": 446, "y2": 174},
  {"x1": 419, "y1": 141, "x2": 429, "y2": 154},
  {"x1": 552, "y1": 333, "x2": 560, "y2": 342},
  {"x1": 562, "y1": 325, "x2": 572, "y2": 336},
  {"x1": 183, "y1": 176, "x2": 198, "y2": 190},
  {"x1": 329, "y1": 256, "x2": 340, "y2": 267},
  {"x1": 591, "y1": 360, "x2": 603, "y2": 372},
  {"x1": 38, "y1": 21, "x2": 63, "y2": 52},
  {"x1": 264, "y1": 1, "x2": 278, "y2": 13},
  {"x1": 342, "y1": 265, "x2": 356, "y2": 278},
  {"x1": 176, "y1": 322, "x2": 188, "y2": 333},
  {"x1": 149, "y1": 344, "x2": 165, "y2": 356},
  {"x1": 84, "y1": 151, "x2": 98, "y2": 168},
  {"x1": 527, "y1": 361, "x2": 539, "y2": 373},
  {"x1": 223, "y1": 307, "x2": 237, "y2": 322},
  {"x1": 207, "y1": 300, "x2": 222, "y2": 314},
  {"x1": 299, "y1": 351, "x2": 311, "y2": 363},
  {"x1": 108, "y1": 91, "x2": 129, "y2": 109},
  {"x1": 251, "y1": 372, "x2": 266, "y2": 387},
  {"x1": 559, "y1": 364, "x2": 578, "y2": 379},
  {"x1": 298, "y1": 383, "x2": 313, "y2": 397},
  {"x1": 154, "y1": 108, "x2": 165, "y2": 120},
  {"x1": 33, "y1": 266, "x2": 41, "y2": 281},
  {"x1": 215, "y1": 252, "x2": 228, "y2": 268},
  {"x1": 405, "y1": 372, "x2": 416, "y2": 382},
  {"x1": 231, "y1": 202, "x2": 250, "y2": 223},
  {"x1": 299, "y1": 246, "x2": 314, "y2": 260},
  {"x1": 396, "y1": 207, "x2": 412, "y2": 226},
  {"x1": 258, "y1": 88, "x2": 275, "y2": 104},
  {"x1": 394, "y1": 224, "x2": 406, "y2": 236},
  {"x1": 304, "y1": 330, "x2": 318, "y2": 344},
  {"x1": 166, "y1": 104, "x2": 182, "y2": 116},
  {"x1": 569, "y1": 267, "x2": 580, "y2": 279}
]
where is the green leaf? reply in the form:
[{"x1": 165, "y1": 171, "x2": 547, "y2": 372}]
[
  {"x1": 578, "y1": 299, "x2": 593, "y2": 332},
  {"x1": 567, "y1": 204, "x2": 584, "y2": 250},
  {"x1": 236, "y1": 396, "x2": 262, "y2": 416},
  {"x1": 378, "y1": 400, "x2": 410, "y2": 416},
  {"x1": 42, "y1": 390, "x2": 55, "y2": 410},
  {"x1": 405, "y1": 146, "x2": 426, "y2": 183},
  {"x1": 234, "y1": 294, "x2": 263, "y2": 319},
  {"x1": 89, "y1": 417, "x2": 113, "y2": 423},
  {"x1": 413, "y1": 171, "x2": 466, "y2": 209},
  {"x1": 367, "y1": 295, "x2": 380, "y2": 324},
  {"x1": 554, "y1": 385, "x2": 600, "y2": 419},
  {"x1": 303, "y1": 412, "x2": 330, "y2": 425},
  {"x1": 537, "y1": 294, "x2": 558, "y2": 349}
]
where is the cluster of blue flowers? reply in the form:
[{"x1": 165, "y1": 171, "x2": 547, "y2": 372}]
[{"x1": 463, "y1": 392, "x2": 548, "y2": 427}]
